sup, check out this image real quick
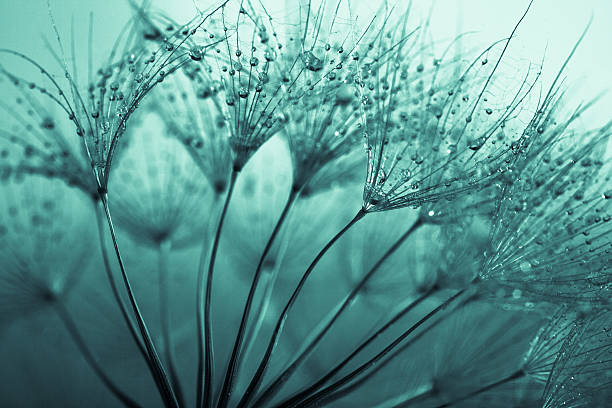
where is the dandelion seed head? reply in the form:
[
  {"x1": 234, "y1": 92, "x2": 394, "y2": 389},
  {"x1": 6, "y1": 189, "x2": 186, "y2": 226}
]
[
  {"x1": 0, "y1": 177, "x2": 92, "y2": 326},
  {"x1": 153, "y1": 69, "x2": 233, "y2": 192},
  {"x1": 481, "y1": 114, "x2": 612, "y2": 307},
  {"x1": 540, "y1": 311, "x2": 612, "y2": 408},
  {"x1": 109, "y1": 115, "x2": 214, "y2": 249},
  {"x1": 358, "y1": 18, "x2": 541, "y2": 213}
]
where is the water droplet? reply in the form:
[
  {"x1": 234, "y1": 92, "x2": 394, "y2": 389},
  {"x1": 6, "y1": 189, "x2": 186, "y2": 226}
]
[
  {"x1": 303, "y1": 51, "x2": 323, "y2": 72},
  {"x1": 41, "y1": 117, "x2": 55, "y2": 130},
  {"x1": 485, "y1": 108, "x2": 493, "y2": 115},
  {"x1": 467, "y1": 136, "x2": 486, "y2": 151},
  {"x1": 335, "y1": 84, "x2": 353, "y2": 105},
  {"x1": 603, "y1": 190, "x2": 612, "y2": 199},
  {"x1": 264, "y1": 50, "x2": 276, "y2": 61},
  {"x1": 189, "y1": 47, "x2": 203, "y2": 61},
  {"x1": 519, "y1": 261, "x2": 531, "y2": 273}
]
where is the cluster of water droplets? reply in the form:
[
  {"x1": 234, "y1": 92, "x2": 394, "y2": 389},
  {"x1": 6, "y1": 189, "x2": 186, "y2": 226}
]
[
  {"x1": 540, "y1": 310, "x2": 612, "y2": 408},
  {"x1": 481, "y1": 106, "x2": 612, "y2": 306},
  {"x1": 358, "y1": 24, "x2": 540, "y2": 212}
]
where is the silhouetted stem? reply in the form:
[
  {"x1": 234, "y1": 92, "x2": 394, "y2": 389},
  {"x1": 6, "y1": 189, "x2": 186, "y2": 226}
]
[
  {"x1": 395, "y1": 389, "x2": 437, "y2": 407},
  {"x1": 196, "y1": 169, "x2": 239, "y2": 408},
  {"x1": 100, "y1": 194, "x2": 179, "y2": 408},
  {"x1": 237, "y1": 208, "x2": 368, "y2": 408},
  {"x1": 281, "y1": 288, "x2": 437, "y2": 408},
  {"x1": 299, "y1": 288, "x2": 468, "y2": 407},
  {"x1": 331, "y1": 296, "x2": 477, "y2": 406},
  {"x1": 253, "y1": 217, "x2": 425, "y2": 406},
  {"x1": 93, "y1": 200, "x2": 147, "y2": 361},
  {"x1": 216, "y1": 188, "x2": 299, "y2": 408},
  {"x1": 435, "y1": 370, "x2": 525, "y2": 408},
  {"x1": 240, "y1": 265, "x2": 277, "y2": 361},
  {"x1": 54, "y1": 301, "x2": 141, "y2": 408},
  {"x1": 158, "y1": 240, "x2": 185, "y2": 408}
]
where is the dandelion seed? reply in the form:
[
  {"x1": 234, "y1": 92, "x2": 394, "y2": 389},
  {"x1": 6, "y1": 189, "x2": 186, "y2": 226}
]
[
  {"x1": 109, "y1": 115, "x2": 214, "y2": 249},
  {"x1": 0, "y1": 177, "x2": 140, "y2": 407},
  {"x1": 481, "y1": 116, "x2": 612, "y2": 307},
  {"x1": 359, "y1": 16, "x2": 539, "y2": 213},
  {"x1": 540, "y1": 311, "x2": 612, "y2": 408}
]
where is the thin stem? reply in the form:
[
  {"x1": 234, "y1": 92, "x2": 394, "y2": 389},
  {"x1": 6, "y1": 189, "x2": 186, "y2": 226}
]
[
  {"x1": 158, "y1": 239, "x2": 185, "y2": 407},
  {"x1": 93, "y1": 199, "x2": 147, "y2": 361},
  {"x1": 54, "y1": 301, "x2": 141, "y2": 408},
  {"x1": 281, "y1": 288, "x2": 437, "y2": 408},
  {"x1": 395, "y1": 389, "x2": 437, "y2": 408},
  {"x1": 100, "y1": 194, "x2": 179, "y2": 408},
  {"x1": 300, "y1": 288, "x2": 468, "y2": 407},
  {"x1": 197, "y1": 169, "x2": 239, "y2": 408},
  {"x1": 332, "y1": 296, "x2": 478, "y2": 406},
  {"x1": 253, "y1": 217, "x2": 425, "y2": 406},
  {"x1": 435, "y1": 369, "x2": 525, "y2": 408},
  {"x1": 240, "y1": 225, "x2": 292, "y2": 367},
  {"x1": 237, "y1": 208, "x2": 368, "y2": 408},
  {"x1": 217, "y1": 188, "x2": 299, "y2": 408}
]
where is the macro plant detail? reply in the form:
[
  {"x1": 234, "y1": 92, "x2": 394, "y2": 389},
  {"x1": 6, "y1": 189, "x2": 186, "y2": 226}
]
[{"x1": 0, "y1": 0, "x2": 611, "y2": 407}]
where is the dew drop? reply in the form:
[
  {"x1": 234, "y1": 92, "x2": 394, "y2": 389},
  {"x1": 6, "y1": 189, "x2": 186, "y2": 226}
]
[
  {"x1": 189, "y1": 47, "x2": 203, "y2": 61},
  {"x1": 303, "y1": 51, "x2": 323, "y2": 72},
  {"x1": 41, "y1": 117, "x2": 55, "y2": 130},
  {"x1": 467, "y1": 136, "x2": 486, "y2": 151},
  {"x1": 519, "y1": 261, "x2": 532, "y2": 273}
]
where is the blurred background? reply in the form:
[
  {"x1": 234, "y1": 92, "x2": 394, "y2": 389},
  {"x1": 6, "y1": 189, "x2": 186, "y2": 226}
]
[
  {"x1": 1, "y1": 0, "x2": 611, "y2": 126},
  {"x1": 0, "y1": 1, "x2": 610, "y2": 407}
]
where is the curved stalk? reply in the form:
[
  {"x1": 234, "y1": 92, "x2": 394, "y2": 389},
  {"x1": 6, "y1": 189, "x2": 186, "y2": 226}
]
[
  {"x1": 158, "y1": 239, "x2": 185, "y2": 407},
  {"x1": 237, "y1": 208, "x2": 368, "y2": 407},
  {"x1": 54, "y1": 301, "x2": 141, "y2": 408},
  {"x1": 394, "y1": 389, "x2": 437, "y2": 408},
  {"x1": 93, "y1": 199, "x2": 147, "y2": 361},
  {"x1": 100, "y1": 194, "x2": 179, "y2": 408},
  {"x1": 330, "y1": 296, "x2": 477, "y2": 406},
  {"x1": 240, "y1": 223, "x2": 293, "y2": 366},
  {"x1": 216, "y1": 188, "x2": 299, "y2": 408},
  {"x1": 196, "y1": 169, "x2": 239, "y2": 408},
  {"x1": 299, "y1": 288, "x2": 469, "y2": 407},
  {"x1": 253, "y1": 217, "x2": 425, "y2": 406},
  {"x1": 435, "y1": 370, "x2": 525, "y2": 408},
  {"x1": 281, "y1": 287, "x2": 438, "y2": 408}
]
